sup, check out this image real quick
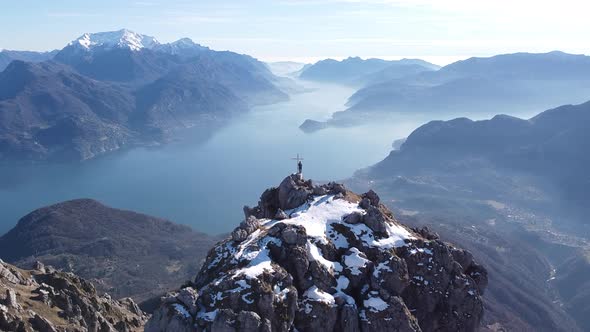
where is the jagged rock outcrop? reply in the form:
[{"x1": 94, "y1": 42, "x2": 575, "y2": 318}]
[
  {"x1": 146, "y1": 174, "x2": 487, "y2": 332},
  {"x1": 0, "y1": 259, "x2": 146, "y2": 331}
]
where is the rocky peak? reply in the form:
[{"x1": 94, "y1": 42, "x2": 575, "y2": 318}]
[
  {"x1": 70, "y1": 29, "x2": 160, "y2": 52},
  {"x1": 0, "y1": 259, "x2": 146, "y2": 331},
  {"x1": 146, "y1": 175, "x2": 488, "y2": 332}
]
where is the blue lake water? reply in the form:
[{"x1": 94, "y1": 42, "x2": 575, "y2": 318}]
[{"x1": 0, "y1": 80, "x2": 523, "y2": 235}]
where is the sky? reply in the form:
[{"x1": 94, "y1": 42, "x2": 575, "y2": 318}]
[{"x1": 1, "y1": 0, "x2": 590, "y2": 65}]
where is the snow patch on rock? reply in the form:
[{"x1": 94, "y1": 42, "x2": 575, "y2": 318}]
[
  {"x1": 344, "y1": 247, "x2": 370, "y2": 275},
  {"x1": 364, "y1": 295, "x2": 389, "y2": 312}
]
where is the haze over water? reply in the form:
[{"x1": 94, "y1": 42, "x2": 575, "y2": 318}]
[{"x1": 0, "y1": 79, "x2": 520, "y2": 235}]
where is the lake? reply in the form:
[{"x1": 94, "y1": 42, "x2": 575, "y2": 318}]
[{"x1": 0, "y1": 80, "x2": 522, "y2": 235}]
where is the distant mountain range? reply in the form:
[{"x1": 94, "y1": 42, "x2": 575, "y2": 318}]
[
  {"x1": 348, "y1": 51, "x2": 590, "y2": 113},
  {"x1": 302, "y1": 51, "x2": 590, "y2": 131},
  {"x1": 265, "y1": 61, "x2": 308, "y2": 77},
  {"x1": 0, "y1": 49, "x2": 58, "y2": 71},
  {"x1": 348, "y1": 100, "x2": 590, "y2": 331},
  {"x1": 370, "y1": 100, "x2": 590, "y2": 203},
  {"x1": 298, "y1": 56, "x2": 440, "y2": 86},
  {"x1": 0, "y1": 29, "x2": 289, "y2": 161}
]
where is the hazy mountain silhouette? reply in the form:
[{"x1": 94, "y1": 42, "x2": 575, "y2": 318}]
[
  {"x1": 0, "y1": 49, "x2": 58, "y2": 71},
  {"x1": 299, "y1": 56, "x2": 439, "y2": 86},
  {"x1": 347, "y1": 52, "x2": 590, "y2": 115}
]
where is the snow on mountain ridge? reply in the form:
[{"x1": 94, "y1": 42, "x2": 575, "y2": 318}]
[
  {"x1": 153, "y1": 37, "x2": 209, "y2": 55},
  {"x1": 67, "y1": 29, "x2": 212, "y2": 55},
  {"x1": 147, "y1": 174, "x2": 489, "y2": 331},
  {"x1": 70, "y1": 29, "x2": 160, "y2": 51}
]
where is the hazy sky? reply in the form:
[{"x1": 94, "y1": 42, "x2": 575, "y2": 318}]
[{"x1": 2, "y1": 0, "x2": 590, "y2": 65}]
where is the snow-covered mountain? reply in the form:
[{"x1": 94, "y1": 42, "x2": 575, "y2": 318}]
[
  {"x1": 68, "y1": 29, "x2": 160, "y2": 51},
  {"x1": 154, "y1": 37, "x2": 209, "y2": 56},
  {"x1": 64, "y1": 29, "x2": 209, "y2": 56}
]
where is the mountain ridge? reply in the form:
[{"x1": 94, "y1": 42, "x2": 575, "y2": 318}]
[
  {"x1": 348, "y1": 99, "x2": 590, "y2": 331},
  {"x1": 299, "y1": 56, "x2": 440, "y2": 86}
]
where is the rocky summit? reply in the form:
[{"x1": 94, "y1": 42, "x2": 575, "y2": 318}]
[
  {"x1": 146, "y1": 174, "x2": 488, "y2": 332},
  {"x1": 0, "y1": 259, "x2": 146, "y2": 331}
]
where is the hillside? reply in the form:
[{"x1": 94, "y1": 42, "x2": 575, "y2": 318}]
[
  {"x1": 347, "y1": 100, "x2": 590, "y2": 331},
  {"x1": 0, "y1": 199, "x2": 218, "y2": 305}
]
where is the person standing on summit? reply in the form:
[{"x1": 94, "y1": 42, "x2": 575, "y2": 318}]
[{"x1": 292, "y1": 154, "x2": 304, "y2": 175}]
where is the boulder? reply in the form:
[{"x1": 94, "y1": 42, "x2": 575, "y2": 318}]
[
  {"x1": 278, "y1": 175, "x2": 313, "y2": 210},
  {"x1": 4, "y1": 289, "x2": 18, "y2": 309},
  {"x1": 362, "y1": 206, "x2": 388, "y2": 234},
  {"x1": 343, "y1": 212, "x2": 363, "y2": 224},
  {"x1": 362, "y1": 190, "x2": 380, "y2": 206}
]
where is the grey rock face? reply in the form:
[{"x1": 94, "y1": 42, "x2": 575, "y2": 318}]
[
  {"x1": 275, "y1": 209, "x2": 289, "y2": 220},
  {"x1": 232, "y1": 216, "x2": 262, "y2": 243},
  {"x1": 0, "y1": 263, "x2": 24, "y2": 285},
  {"x1": 232, "y1": 228, "x2": 249, "y2": 242},
  {"x1": 371, "y1": 252, "x2": 409, "y2": 296},
  {"x1": 363, "y1": 206, "x2": 388, "y2": 234},
  {"x1": 177, "y1": 287, "x2": 199, "y2": 316},
  {"x1": 30, "y1": 313, "x2": 58, "y2": 332},
  {"x1": 148, "y1": 176, "x2": 488, "y2": 332},
  {"x1": 360, "y1": 294, "x2": 421, "y2": 332},
  {"x1": 278, "y1": 174, "x2": 313, "y2": 210},
  {"x1": 343, "y1": 211, "x2": 363, "y2": 224},
  {"x1": 362, "y1": 189, "x2": 381, "y2": 206},
  {"x1": 4, "y1": 289, "x2": 18, "y2": 309},
  {"x1": 339, "y1": 304, "x2": 361, "y2": 332}
]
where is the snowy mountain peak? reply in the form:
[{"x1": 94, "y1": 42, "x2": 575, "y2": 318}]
[
  {"x1": 153, "y1": 37, "x2": 209, "y2": 55},
  {"x1": 70, "y1": 29, "x2": 160, "y2": 51},
  {"x1": 170, "y1": 37, "x2": 196, "y2": 46},
  {"x1": 147, "y1": 174, "x2": 489, "y2": 331}
]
